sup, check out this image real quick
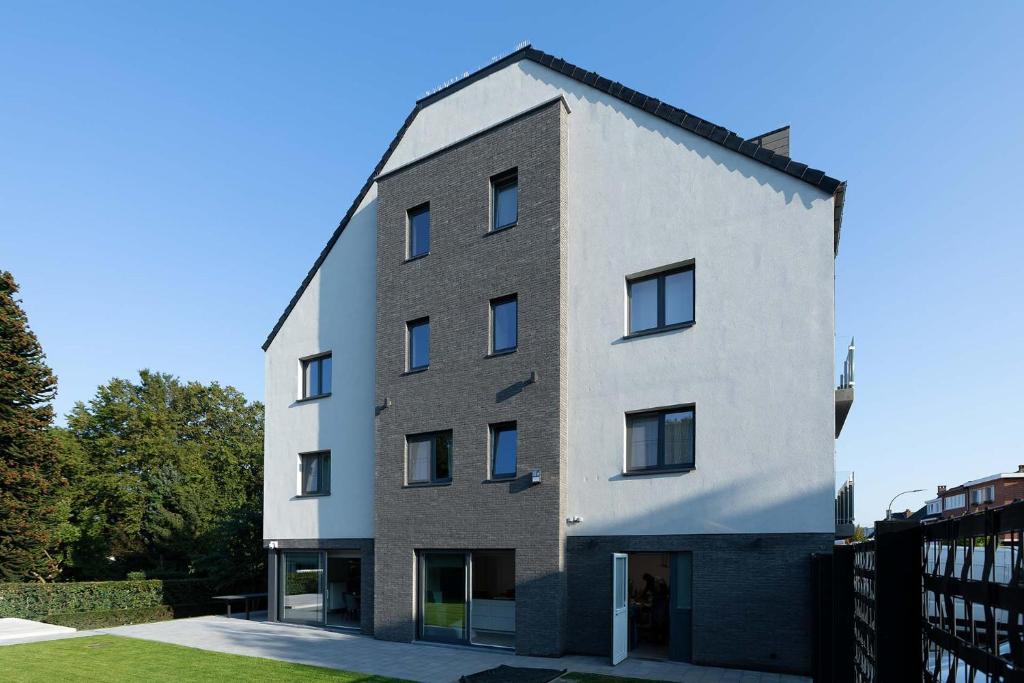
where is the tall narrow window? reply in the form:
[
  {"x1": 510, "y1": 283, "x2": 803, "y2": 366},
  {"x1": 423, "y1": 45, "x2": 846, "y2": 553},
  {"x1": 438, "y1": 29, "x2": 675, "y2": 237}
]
[
  {"x1": 491, "y1": 169, "x2": 518, "y2": 231},
  {"x1": 627, "y1": 265, "x2": 695, "y2": 335},
  {"x1": 407, "y1": 318, "x2": 430, "y2": 371},
  {"x1": 299, "y1": 451, "x2": 331, "y2": 495},
  {"x1": 407, "y1": 431, "x2": 453, "y2": 485},
  {"x1": 407, "y1": 204, "x2": 430, "y2": 259},
  {"x1": 490, "y1": 422, "x2": 517, "y2": 479},
  {"x1": 301, "y1": 354, "x2": 332, "y2": 399},
  {"x1": 491, "y1": 295, "x2": 518, "y2": 354},
  {"x1": 626, "y1": 407, "x2": 695, "y2": 473}
]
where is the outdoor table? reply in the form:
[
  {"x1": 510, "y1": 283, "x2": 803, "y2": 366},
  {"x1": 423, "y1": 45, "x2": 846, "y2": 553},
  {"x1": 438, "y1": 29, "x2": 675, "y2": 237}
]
[{"x1": 210, "y1": 593, "x2": 267, "y2": 620}]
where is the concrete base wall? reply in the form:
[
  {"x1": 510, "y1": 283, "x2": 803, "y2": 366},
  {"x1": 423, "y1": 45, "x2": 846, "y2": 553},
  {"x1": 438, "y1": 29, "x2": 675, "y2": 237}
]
[
  {"x1": 265, "y1": 538, "x2": 375, "y2": 635},
  {"x1": 566, "y1": 533, "x2": 833, "y2": 674}
]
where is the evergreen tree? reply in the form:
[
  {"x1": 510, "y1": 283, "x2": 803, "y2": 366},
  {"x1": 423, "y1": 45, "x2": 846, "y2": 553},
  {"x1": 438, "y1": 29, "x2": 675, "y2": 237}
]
[{"x1": 0, "y1": 271, "x2": 65, "y2": 581}]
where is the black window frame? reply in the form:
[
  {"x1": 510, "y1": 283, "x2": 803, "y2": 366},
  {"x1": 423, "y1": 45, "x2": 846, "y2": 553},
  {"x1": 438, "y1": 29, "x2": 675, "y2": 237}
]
[
  {"x1": 626, "y1": 264, "x2": 695, "y2": 337},
  {"x1": 406, "y1": 317, "x2": 430, "y2": 372},
  {"x1": 298, "y1": 450, "x2": 331, "y2": 496},
  {"x1": 407, "y1": 203, "x2": 431, "y2": 260},
  {"x1": 490, "y1": 168, "x2": 518, "y2": 232},
  {"x1": 489, "y1": 421, "x2": 518, "y2": 480},
  {"x1": 625, "y1": 406, "x2": 696, "y2": 474},
  {"x1": 405, "y1": 430, "x2": 453, "y2": 486},
  {"x1": 300, "y1": 353, "x2": 332, "y2": 400},
  {"x1": 490, "y1": 294, "x2": 518, "y2": 355}
]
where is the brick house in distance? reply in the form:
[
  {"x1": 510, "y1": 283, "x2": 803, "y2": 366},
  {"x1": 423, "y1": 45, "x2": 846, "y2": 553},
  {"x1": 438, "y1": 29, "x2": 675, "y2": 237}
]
[{"x1": 923, "y1": 466, "x2": 1024, "y2": 520}]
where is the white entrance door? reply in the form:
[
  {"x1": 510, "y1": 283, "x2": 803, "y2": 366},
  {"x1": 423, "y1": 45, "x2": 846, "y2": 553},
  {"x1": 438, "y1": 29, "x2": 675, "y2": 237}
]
[{"x1": 611, "y1": 552, "x2": 628, "y2": 665}]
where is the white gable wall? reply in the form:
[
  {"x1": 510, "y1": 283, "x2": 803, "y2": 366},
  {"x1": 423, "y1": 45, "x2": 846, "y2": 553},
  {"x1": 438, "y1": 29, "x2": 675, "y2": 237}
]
[
  {"x1": 265, "y1": 59, "x2": 837, "y2": 541},
  {"x1": 263, "y1": 186, "x2": 378, "y2": 541},
  {"x1": 385, "y1": 60, "x2": 837, "y2": 536}
]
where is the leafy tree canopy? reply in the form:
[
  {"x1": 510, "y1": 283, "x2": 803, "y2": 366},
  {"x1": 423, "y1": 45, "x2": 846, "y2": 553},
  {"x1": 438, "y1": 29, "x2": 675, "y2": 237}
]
[{"x1": 65, "y1": 370, "x2": 263, "y2": 587}]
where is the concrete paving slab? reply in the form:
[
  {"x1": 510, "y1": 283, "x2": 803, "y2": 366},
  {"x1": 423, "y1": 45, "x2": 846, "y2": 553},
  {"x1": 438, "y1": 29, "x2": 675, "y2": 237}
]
[
  {"x1": 94, "y1": 615, "x2": 810, "y2": 683},
  {"x1": 0, "y1": 618, "x2": 76, "y2": 644}
]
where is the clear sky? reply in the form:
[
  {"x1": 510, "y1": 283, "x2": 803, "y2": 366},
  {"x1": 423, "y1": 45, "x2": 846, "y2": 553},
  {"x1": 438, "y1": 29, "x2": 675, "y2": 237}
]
[{"x1": 2, "y1": 2, "x2": 1022, "y2": 524}]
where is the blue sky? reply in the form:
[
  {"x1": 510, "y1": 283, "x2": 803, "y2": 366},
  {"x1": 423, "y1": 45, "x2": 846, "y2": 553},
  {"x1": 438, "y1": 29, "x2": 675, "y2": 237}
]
[{"x1": 2, "y1": 2, "x2": 1022, "y2": 524}]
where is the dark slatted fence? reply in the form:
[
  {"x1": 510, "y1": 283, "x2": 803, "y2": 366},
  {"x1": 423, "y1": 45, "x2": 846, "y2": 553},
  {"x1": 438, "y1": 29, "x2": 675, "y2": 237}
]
[{"x1": 824, "y1": 501, "x2": 1024, "y2": 682}]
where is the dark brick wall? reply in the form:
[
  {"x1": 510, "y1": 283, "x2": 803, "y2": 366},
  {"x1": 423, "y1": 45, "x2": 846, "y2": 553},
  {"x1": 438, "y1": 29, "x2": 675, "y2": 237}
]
[
  {"x1": 373, "y1": 99, "x2": 569, "y2": 656},
  {"x1": 566, "y1": 533, "x2": 834, "y2": 674},
  {"x1": 265, "y1": 538, "x2": 375, "y2": 634}
]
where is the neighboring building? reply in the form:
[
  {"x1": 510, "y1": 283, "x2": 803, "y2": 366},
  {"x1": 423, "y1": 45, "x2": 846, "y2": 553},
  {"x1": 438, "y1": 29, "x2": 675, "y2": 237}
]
[
  {"x1": 262, "y1": 46, "x2": 848, "y2": 675},
  {"x1": 926, "y1": 466, "x2": 1024, "y2": 520}
]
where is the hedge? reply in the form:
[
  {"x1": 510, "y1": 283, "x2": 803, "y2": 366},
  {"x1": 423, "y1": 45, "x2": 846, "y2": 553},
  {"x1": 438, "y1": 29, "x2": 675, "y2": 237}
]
[{"x1": 0, "y1": 579, "x2": 218, "y2": 629}]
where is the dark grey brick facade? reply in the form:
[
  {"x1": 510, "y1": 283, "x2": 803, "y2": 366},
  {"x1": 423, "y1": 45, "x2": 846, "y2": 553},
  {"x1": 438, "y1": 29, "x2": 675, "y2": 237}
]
[
  {"x1": 373, "y1": 99, "x2": 569, "y2": 656},
  {"x1": 566, "y1": 533, "x2": 834, "y2": 674},
  {"x1": 265, "y1": 538, "x2": 375, "y2": 634}
]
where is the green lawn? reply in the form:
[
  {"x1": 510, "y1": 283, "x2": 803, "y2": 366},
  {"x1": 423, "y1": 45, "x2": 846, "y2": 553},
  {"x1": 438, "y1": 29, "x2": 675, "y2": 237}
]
[
  {"x1": 422, "y1": 600, "x2": 464, "y2": 628},
  {"x1": 0, "y1": 635, "x2": 410, "y2": 682}
]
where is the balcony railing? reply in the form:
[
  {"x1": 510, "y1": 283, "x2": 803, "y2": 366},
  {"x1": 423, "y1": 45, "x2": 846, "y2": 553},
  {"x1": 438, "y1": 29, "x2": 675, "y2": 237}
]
[
  {"x1": 837, "y1": 471, "x2": 856, "y2": 538},
  {"x1": 836, "y1": 338, "x2": 856, "y2": 437}
]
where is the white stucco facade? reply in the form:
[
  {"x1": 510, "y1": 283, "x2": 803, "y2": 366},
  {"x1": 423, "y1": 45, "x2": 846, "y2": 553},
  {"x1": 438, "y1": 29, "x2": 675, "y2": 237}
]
[
  {"x1": 263, "y1": 186, "x2": 378, "y2": 541},
  {"x1": 264, "y1": 58, "x2": 837, "y2": 542}
]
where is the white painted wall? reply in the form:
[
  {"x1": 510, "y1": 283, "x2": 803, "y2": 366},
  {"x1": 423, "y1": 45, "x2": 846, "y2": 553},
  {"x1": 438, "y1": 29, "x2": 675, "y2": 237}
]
[
  {"x1": 384, "y1": 60, "x2": 837, "y2": 536},
  {"x1": 263, "y1": 186, "x2": 378, "y2": 541},
  {"x1": 267, "y1": 58, "x2": 837, "y2": 541}
]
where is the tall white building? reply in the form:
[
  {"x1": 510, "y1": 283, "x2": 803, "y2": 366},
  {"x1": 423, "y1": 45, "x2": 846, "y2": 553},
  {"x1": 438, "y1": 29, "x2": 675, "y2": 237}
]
[{"x1": 262, "y1": 46, "x2": 848, "y2": 675}]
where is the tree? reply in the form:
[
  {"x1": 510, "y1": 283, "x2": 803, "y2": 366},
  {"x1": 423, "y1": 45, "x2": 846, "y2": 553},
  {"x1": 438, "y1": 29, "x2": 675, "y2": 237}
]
[
  {"x1": 0, "y1": 271, "x2": 67, "y2": 581},
  {"x1": 65, "y1": 370, "x2": 263, "y2": 586}
]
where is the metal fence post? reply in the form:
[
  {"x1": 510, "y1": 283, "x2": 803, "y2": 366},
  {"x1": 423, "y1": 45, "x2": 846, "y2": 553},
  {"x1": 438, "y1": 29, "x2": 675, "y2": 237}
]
[
  {"x1": 874, "y1": 520, "x2": 922, "y2": 681},
  {"x1": 832, "y1": 544, "x2": 855, "y2": 683}
]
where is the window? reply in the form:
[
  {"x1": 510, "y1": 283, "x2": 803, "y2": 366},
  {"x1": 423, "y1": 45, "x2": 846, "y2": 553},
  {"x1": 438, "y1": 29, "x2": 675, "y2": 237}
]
[
  {"x1": 926, "y1": 500, "x2": 942, "y2": 515},
  {"x1": 299, "y1": 451, "x2": 330, "y2": 495},
  {"x1": 944, "y1": 493, "x2": 966, "y2": 510},
  {"x1": 406, "y1": 431, "x2": 452, "y2": 485},
  {"x1": 971, "y1": 486, "x2": 995, "y2": 505},
  {"x1": 407, "y1": 318, "x2": 430, "y2": 371},
  {"x1": 407, "y1": 204, "x2": 430, "y2": 259},
  {"x1": 626, "y1": 407, "x2": 695, "y2": 473},
  {"x1": 627, "y1": 265, "x2": 695, "y2": 335},
  {"x1": 490, "y1": 422, "x2": 517, "y2": 479},
  {"x1": 301, "y1": 354, "x2": 332, "y2": 399},
  {"x1": 491, "y1": 169, "x2": 518, "y2": 231},
  {"x1": 491, "y1": 295, "x2": 518, "y2": 354}
]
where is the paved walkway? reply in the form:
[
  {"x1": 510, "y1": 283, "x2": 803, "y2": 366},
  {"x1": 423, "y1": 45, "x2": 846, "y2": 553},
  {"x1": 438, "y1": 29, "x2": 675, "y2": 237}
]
[{"x1": 87, "y1": 615, "x2": 810, "y2": 683}]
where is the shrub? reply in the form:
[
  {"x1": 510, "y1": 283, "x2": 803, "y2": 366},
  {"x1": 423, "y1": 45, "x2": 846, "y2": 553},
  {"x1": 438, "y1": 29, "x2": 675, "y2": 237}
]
[{"x1": 0, "y1": 579, "x2": 218, "y2": 629}]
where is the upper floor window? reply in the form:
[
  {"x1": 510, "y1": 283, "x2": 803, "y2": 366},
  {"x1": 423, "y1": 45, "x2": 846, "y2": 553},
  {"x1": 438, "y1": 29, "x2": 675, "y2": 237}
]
[
  {"x1": 490, "y1": 422, "x2": 517, "y2": 479},
  {"x1": 971, "y1": 486, "x2": 995, "y2": 505},
  {"x1": 491, "y1": 295, "x2": 518, "y2": 354},
  {"x1": 407, "y1": 203, "x2": 430, "y2": 259},
  {"x1": 299, "y1": 451, "x2": 330, "y2": 496},
  {"x1": 301, "y1": 353, "x2": 332, "y2": 399},
  {"x1": 406, "y1": 431, "x2": 452, "y2": 485},
  {"x1": 627, "y1": 264, "x2": 695, "y2": 335},
  {"x1": 944, "y1": 493, "x2": 966, "y2": 510},
  {"x1": 407, "y1": 318, "x2": 430, "y2": 371},
  {"x1": 926, "y1": 500, "x2": 942, "y2": 515},
  {"x1": 491, "y1": 169, "x2": 518, "y2": 231},
  {"x1": 626, "y1": 406, "x2": 695, "y2": 473}
]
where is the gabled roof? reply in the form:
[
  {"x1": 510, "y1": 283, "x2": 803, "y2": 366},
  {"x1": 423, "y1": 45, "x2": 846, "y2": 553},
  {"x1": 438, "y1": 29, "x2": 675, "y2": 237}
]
[{"x1": 263, "y1": 46, "x2": 847, "y2": 351}]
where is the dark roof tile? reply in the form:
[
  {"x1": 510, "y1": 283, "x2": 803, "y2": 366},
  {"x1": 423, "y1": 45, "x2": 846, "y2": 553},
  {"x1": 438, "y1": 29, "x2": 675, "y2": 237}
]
[{"x1": 724, "y1": 133, "x2": 744, "y2": 150}]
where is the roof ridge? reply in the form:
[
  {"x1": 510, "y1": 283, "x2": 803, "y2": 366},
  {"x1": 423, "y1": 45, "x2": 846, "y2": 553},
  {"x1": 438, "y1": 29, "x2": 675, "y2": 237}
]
[{"x1": 263, "y1": 46, "x2": 847, "y2": 350}]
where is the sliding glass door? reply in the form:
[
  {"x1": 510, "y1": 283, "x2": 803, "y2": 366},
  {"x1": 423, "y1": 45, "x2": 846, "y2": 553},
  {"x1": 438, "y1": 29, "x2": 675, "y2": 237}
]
[
  {"x1": 418, "y1": 551, "x2": 516, "y2": 648},
  {"x1": 281, "y1": 551, "x2": 324, "y2": 625},
  {"x1": 420, "y1": 553, "x2": 467, "y2": 642}
]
